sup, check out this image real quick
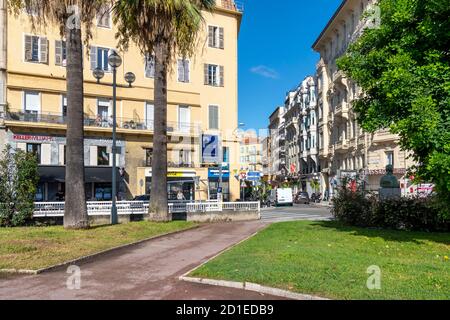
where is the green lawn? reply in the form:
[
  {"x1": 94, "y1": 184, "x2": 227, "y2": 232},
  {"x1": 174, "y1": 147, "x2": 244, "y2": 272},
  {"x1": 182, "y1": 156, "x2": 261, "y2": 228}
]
[
  {"x1": 191, "y1": 221, "x2": 450, "y2": 300},
  {"x1": 0, "y1": 221, "x2": 196, "y2": 271}
]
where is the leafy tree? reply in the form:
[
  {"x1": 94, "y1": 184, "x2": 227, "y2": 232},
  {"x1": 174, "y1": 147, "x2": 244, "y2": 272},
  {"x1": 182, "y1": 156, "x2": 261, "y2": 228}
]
[
  {"x1": 113, "y1": 0, "x2": 215, "y2": 221},
  {"x1": 8, "y1": 0, "x2": 108, "y2": 228},
  {"x1": 337, "y1": 0, "x2": 450, "y2": 216},
  {"x1": 0, "y1": 145, "x2": 39, "y2": 227}
]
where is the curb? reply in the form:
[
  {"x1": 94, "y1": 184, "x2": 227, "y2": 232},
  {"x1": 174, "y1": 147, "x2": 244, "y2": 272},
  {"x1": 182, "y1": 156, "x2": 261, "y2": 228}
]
[
  {"x1": 180, "y1": 276, "x2": 328, "y2": 300},
  {"x1": 178, "y1": 225, "x2": 328, "y2": 301},
  {"x1": 0, "y1": 224, "x2": 201, "y2": 275}
]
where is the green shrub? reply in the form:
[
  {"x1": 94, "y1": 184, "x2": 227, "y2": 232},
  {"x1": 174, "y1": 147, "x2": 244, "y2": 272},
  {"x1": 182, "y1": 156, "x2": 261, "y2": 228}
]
[
  {"x1": 332, "y1": 188, "x2": 449, "y2": 232},
  {"x1": 0, "y1": 145, "x2": 39, "y2": 227}
]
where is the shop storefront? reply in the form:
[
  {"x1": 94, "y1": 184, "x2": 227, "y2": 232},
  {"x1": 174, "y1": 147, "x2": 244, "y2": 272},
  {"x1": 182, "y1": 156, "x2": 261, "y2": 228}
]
[
  {"x1": 8, "y1": 132, "x2": 126, "y2": 202},
  {"x1": 208, "y1": 166, "x2": 230, "y2": 201},
  {"x1": 144, "y1": 169, "x2": 197, "y2": 201}
]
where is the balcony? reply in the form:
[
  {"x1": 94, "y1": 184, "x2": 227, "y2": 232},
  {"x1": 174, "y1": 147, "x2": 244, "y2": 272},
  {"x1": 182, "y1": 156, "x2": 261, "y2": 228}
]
[
  {"x1": 5, "y1": 109, "x2": 201, "y2": 136},
  {"x1": 334, "y1": 102, "x2": 349, "y2": 119},
  {"x1": 334, "y1": 139, "x2": 350, "y2": 153}
]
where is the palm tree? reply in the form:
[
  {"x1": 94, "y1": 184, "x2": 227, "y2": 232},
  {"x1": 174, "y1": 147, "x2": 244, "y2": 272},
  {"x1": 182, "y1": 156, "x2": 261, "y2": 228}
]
[
  {"x1": 113, "y1": 0, "x2": 215, "y2": 222},
  {"x1": 9, "y1": 0, "x2": 106, "y2": 229}
]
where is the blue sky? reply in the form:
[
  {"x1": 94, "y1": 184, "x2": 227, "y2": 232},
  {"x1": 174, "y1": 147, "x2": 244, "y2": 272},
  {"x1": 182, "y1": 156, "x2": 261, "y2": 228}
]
[{"x1": 238, "y1": 0, "x2": 342, "y2": 130}]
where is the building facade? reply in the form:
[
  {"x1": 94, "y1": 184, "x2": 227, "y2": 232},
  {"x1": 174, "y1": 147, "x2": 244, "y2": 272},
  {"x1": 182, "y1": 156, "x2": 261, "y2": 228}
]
[
  {"x1": 0, "y1": 1, "x2": 243, "y2": 202},
  {"x1": 239, "y1": 134, "x2": 263, "y2": 173},
  {"x1": 267, "y1": 106, "x2": 286, "y2": 182},
  {"x1": 312, "y1": 0, "x2": 414, "y2": 197}
]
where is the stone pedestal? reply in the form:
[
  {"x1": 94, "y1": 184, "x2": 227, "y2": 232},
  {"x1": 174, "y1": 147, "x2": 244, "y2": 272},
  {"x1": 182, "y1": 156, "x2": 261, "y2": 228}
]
[{"x1": 379, "y1": 188, "x2": 401, "y2": 200}]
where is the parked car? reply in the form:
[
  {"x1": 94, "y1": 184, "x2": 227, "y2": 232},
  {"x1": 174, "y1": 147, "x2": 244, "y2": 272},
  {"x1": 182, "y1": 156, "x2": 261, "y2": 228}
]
[
  {"x1": 133, "y1": 195, "x2": 150, "y2": 201},
  {"x1": 295, "y1": 192, "x2": 310, "y2": 204}
]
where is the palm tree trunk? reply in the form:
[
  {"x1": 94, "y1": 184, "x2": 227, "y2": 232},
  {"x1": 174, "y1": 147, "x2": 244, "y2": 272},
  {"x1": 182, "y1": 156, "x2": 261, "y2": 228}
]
[
  {"x1": 149, "y1": 41, "x2": 170, "y2": 222},
  {"x1": 64, "y1": 25, "x2": 89, "y2": 229}
]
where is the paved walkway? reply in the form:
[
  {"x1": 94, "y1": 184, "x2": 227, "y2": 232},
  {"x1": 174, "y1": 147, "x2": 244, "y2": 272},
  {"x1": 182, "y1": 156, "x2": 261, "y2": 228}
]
[{"x1": 0, "y1": 221, "x2": 285, "y2": 300}]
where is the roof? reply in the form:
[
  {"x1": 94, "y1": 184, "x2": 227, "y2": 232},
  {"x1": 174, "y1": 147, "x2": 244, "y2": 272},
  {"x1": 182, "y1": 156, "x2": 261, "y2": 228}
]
[{"x1": 312, "y1": 0, "x2": 347, "y2": 50}]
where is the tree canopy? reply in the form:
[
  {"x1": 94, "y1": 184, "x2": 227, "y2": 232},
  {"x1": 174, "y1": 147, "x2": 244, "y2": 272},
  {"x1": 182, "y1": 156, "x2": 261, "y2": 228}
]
[{"x1": 337, "y1": 0, "x2": 450, "y2": 211}]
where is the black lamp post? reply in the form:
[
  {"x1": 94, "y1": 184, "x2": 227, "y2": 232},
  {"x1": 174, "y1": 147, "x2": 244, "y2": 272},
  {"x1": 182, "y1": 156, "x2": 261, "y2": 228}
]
[{"x1": 93, "y1": 52, "x2": 135, "y2": 225}]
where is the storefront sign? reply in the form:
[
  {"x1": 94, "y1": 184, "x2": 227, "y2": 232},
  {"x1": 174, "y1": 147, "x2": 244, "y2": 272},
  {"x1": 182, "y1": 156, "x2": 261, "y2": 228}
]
[
  {"x1": 208, "y1": 167, "x2": 230, "y2": 179},
  {"x1": 13, "y1": 134, "x2": 55, "y2": 142},
  {"x1": 145, "y1": 169, "x2": 196, "y2": 178},
  {"x1": 368, "y1": 168, "x2": 407, "y2": 175}
]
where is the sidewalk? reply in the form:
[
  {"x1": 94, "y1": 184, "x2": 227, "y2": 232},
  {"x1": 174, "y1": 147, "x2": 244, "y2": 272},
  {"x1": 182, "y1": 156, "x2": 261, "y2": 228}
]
[{"x1": 0, "y1": 221, "x2": 286, "y2": 300}]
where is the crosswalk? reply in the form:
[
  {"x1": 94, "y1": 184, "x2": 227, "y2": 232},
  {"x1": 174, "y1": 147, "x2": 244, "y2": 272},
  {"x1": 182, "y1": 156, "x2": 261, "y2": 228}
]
[{"x1": 261, "y1": 207, "x2": 332, "y2": 222}]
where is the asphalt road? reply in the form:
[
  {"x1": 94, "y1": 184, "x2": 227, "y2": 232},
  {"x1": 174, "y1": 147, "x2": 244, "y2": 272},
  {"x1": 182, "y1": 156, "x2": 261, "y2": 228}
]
[{"x1": 261, "y1": 203, "x2": 332, "y2": 222}]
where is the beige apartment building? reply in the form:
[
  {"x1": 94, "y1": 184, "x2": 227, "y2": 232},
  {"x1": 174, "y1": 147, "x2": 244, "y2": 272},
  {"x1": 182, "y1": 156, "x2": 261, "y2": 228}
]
[
  {"x1": 0, "y1": 0, "x2": 243, "y2": 202},
  {"x1": 312, "y1": 0, "x2": 414, "y2": 197},
  {"x1": 239, "y1": 133, "x2": 263, "y2": 173}
]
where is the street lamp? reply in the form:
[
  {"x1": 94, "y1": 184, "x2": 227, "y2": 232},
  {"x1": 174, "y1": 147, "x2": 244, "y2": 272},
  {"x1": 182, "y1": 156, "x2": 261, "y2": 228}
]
[{"x1": 92, "y1": 51, "x2": 135, "y2": 225}]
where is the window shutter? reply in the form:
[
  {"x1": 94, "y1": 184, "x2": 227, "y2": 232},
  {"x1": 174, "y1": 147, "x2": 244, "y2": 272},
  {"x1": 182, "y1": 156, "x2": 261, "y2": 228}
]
[
  {"x1": 55, "y1": 40, "x2": 62, "y2": 66},
  {"x1": 208, "y1": 26, "x2": 214, "y2": 47},
  {"x1": 58, "y1": 144, "x2": 65, "y2": 165},
  {"x1": 39, "y1": 37, "x2": 48, "y2": 64},
  {"x1": 177, "y1": 59, "x2": 184, "y2": 82},
  {"x1": 184, "y1": 60, "x2": 190, "y2": 83},
  {"x1": 24, "y1": 35, "x2": 32, "y2": 61},
  {"x1": 90, "y1": 46, "x2": 97, "y2": 70},
  {"x1": 89, "y1": 146, "x2": 98, "y2": 166},
  {"x1": 41, "y1": 143, "x2": 52, "y2": 165},
  {"x1": 209, "y1": 105, "x2": 219, "y2": 130},
  {"x1": 219, "y1": 27, "x2": 224, "y2": 49},
  {"x1": 204, "y1": 64, "x2": 209, "y2": 85},
  {"x1": 219, "y1": 66, "x2": 224, "y2": 87}
]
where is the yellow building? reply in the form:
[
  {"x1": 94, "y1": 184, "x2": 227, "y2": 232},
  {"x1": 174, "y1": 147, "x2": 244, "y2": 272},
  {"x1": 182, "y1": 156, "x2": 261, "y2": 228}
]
[{"x1": 0, "y1": 0, "x2": 243, "y2": 202}]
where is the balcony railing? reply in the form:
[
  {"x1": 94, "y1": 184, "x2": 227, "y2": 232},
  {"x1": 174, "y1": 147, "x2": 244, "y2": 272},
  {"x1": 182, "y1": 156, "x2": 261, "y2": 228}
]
[{"x1": 6, "y1": 109, "x2": 200, "y2": 135}]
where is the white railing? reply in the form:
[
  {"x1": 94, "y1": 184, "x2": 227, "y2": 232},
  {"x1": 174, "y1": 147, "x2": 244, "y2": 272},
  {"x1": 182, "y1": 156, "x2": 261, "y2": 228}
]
[
  {"x1": 33, "y1": 201, "x2": 260, "y2": 217},
  {"x1": 186, "y1": 202, "x2": 260, "y2": 213}
]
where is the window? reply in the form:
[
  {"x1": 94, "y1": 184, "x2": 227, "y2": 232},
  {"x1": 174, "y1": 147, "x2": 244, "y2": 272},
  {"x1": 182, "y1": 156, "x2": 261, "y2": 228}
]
[
  {"x1": 97, "y1": 146, "x2": 110, "y2": 166},
  {"x1": 145, "y1": 148, "x2": 153, "y2": 167},
  {"x1": 27, "y1": 143, "x2": 41, "y2": 164},
  {"x1": 62, "y1": 95, "x2": 67, "y2": 117},
  {"x1": 55, "y1": 40, "x2": 67, "y2": 66},
  {"x1": 223, "y1": 147, "x2": 230, "y2": 163},
  {"x1": 178, "y1": 105, "x2": 191, "y2": 133},
  {"x1": 204, "y1": 64, "x2": 224, "y2": 87},
  {"x1": 145, "y1": 102, "x2": 154, "y2": 130},
  {"x1": 177, "y1": 59, "x2": 190, "y2": 83},
  {"x1": 208, "y1": 26, "x2": 224, "y2": 49},
  {"x1": 23, "y1": 91, "x2": 40, "y2": 117},
  {"x1": 144, "y1": 54, "x2": 155, "y2": 78},
  {"x1": 97, "y1": 99, "x2": 110, "y2": 123},
  {"x1": 97, "y1": 5, "x2": 111, "y2": 28},
  {"x1": 90, "y1": 46, "x2": 113, "y2": 71},
  {"x1": 24, "y1": 35, "x2": 48, "y2": 63},
  {"x1": 178, "y1": 150, "x2": 191, "y2": 166},
  {"x1": 208, "y1": 105, "x2": 219, "y2": 130},
  {"x1": 386, "y1": 151, "x2": 394, "y2": 167}
]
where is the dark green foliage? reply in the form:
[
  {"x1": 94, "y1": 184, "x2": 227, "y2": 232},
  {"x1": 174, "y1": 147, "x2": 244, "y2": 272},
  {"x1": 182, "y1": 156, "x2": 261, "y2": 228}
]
[
  {"x1": 0, "y1": 145, "x2": 39, "y2": 227},
  {"x1": 332, "y1": 188, "x2": 449, "y2": 232},
  {"x1": 337, "y1": 0, "x2": 450, "y2": 216}
]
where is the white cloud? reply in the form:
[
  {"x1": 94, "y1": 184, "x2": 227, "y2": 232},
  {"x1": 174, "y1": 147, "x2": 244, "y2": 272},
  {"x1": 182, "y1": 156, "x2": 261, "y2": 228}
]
[{"x1": 250, "y1": 65, "x2": 279, "y2": 79}]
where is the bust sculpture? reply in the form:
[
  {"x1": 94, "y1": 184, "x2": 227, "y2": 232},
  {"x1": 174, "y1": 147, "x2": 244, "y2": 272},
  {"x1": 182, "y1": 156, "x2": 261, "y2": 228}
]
[
  {"x1": 380, "y1": 165, "x2": 400, "y2": 188},
  {"x1": 379, "y1": 165, "x2": 401, "y2": 199}
]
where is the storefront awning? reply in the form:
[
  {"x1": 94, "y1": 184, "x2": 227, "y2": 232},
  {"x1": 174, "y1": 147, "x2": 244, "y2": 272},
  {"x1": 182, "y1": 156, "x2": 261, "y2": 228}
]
[{"x1": 38, "y1": 166, "x2": 121, "y2": 183}]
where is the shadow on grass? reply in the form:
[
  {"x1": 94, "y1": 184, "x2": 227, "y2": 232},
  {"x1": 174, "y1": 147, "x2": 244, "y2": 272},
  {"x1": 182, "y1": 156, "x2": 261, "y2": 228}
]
[{"x1": 309, "y1": 220, "x2": 450, "y2": 246}]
